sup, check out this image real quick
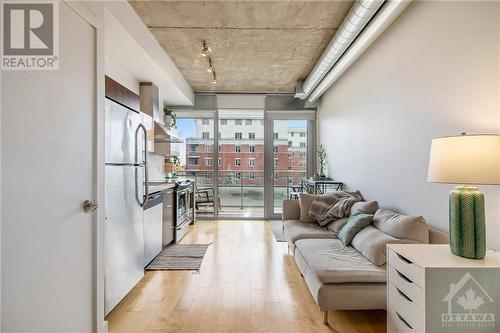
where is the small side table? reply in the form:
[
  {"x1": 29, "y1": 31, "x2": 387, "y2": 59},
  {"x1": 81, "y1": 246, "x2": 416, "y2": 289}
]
[
  {"x1": 387, "y1": 244, "x2": 500, "y2": 333},
  {"x1": 301, "y1": 179, "x2": 343, "y2": 195}
]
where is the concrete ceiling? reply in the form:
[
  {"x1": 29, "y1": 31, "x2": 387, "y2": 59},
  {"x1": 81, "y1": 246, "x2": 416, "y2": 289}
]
[{"x1": 129, "y1": 1, "x2": 354, "y2": 93}]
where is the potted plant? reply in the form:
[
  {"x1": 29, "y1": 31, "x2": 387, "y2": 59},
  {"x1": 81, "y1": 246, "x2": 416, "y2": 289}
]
[
  {"x1": 316, "y1": 145, "x2": 328, "y2": 179},
  {"x1": 163, "y1": 107, "x2": 177, "y2": 128}
]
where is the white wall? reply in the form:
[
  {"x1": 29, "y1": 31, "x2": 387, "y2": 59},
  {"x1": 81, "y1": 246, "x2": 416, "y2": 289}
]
[{"x1": 318, "y1": 1, "x2": 500, "y2": 249}]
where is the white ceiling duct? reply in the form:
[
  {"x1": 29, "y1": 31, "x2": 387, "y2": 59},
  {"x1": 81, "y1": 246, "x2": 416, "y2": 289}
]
[
  {"x1": 307, "y1": 0, "x2": 412, "y2": 103},
  {"x1": 295, "y1": 0, "x2": 385, "y2": 99}
]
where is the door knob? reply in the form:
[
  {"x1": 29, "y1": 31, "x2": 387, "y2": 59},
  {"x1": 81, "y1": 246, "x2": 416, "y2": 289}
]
[{"x1": 83, "y1": 200, "x2": 98, "y2": 213}]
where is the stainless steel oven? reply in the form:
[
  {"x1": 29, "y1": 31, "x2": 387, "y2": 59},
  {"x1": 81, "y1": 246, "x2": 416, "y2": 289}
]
[{"x1": 175, "y1": 180, "x2": 192, "y2": 242}]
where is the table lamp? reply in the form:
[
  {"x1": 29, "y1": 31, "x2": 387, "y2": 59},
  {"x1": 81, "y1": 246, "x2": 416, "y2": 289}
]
[{"x1": 428, "y1": 133, "x2": 500, "y2": 259}]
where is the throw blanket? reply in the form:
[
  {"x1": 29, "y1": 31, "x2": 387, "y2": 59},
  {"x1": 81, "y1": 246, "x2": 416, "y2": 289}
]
[{"x1": 308, "y1": 191, "x2": 363, "y2": 226}]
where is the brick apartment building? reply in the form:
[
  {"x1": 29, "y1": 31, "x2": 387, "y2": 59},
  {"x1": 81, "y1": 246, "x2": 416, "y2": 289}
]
[{"x1": 184, "y1": 112, "x2": 307, "y2": 186}]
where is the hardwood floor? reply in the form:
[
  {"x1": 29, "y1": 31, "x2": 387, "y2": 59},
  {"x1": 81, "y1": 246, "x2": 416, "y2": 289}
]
[{"x1": 106, "y1": 220, "x2": 386, "y2": 333}]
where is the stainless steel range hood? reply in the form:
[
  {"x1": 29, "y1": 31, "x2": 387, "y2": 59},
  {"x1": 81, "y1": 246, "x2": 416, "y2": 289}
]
[{"x1": 140, "y1": 82, "x2": 182, "y2": 144}]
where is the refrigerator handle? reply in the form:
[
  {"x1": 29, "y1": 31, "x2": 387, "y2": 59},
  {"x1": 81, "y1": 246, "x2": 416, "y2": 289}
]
[{"x1": 135, "y1": 124, "x2": 149, "y2": 207}]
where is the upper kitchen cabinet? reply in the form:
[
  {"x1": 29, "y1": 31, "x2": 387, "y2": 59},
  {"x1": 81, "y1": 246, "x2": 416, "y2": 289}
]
[{"x1": 140, "y1": 82, "x2": 163, "y2": 125}]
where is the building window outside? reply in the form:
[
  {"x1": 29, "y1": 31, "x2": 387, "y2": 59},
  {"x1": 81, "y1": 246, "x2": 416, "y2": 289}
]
[
  {"x1": 292, "y1": 161, "x2": 295, "y2": 167},
  {"x1": 190, "y1": 144, "x2": 197, "y2": 152},
  {"x1": 235, "y1": 172, "x2": 242, "y2": 180},
  {"x1": 245, "y1": 119, "x2": 252, "y2": 125},
  {"x1": 249, "y1": 172, "x2": 255, "y2": 180},
  {"x1": 288, "y1": 152, "x2": 293, "y2": 158},
  {"x1": 300, "y1": 161, "x2": 306, "y2": 167},
  {"x1": 249, "y1": 145, "x2": 255, "y2": 153},
  {"x1": 218, "y1": 158, "x2": 222, "y2": 166},
  {"x1": 205, "y1": 172, "x2": 212, "y2": 179},
  {"x1": 235, "y1": 158, "x2": 241, "y2": 166},
  {"x1": 202, "y1": 119, "x2": 209, "y2": 125},
  {"x1": 273, "y1": 132, "x2": 278, "y2": 139},
  {"x1": 218, "y1": 145, "x2": 222, "y2": 152},
  {"x1": 235, "y1": 119, "x2": 242, "y2": 125},
  {"x1": 248, "y1": 133, "x2": 255, "y2": 139},
  {"x1": 202, "y1": 132, "x2": 209, "y2": 139},
  {"x1": 300, "y1": 132, "x2": 306, "y2": 137},
  {"x1": 205, "y1": 145, "x2": 213, "y2": 153},
  {"x1": 235, "y1": 145, "x2": 241, "y2": 153},
  {"x1": 300, "y1": 142, "x2": 306, "y2": 148},
  {"x1": 274, "y1": 159, "x2": 278, "y2": 167},
  {"x1": 291, "y1": 132, "x2": 295, "y2": 137},
  {"x1": 235, "y1": 132, "x2": 242, "y2": 140},
  {"x1": 220, "y1": 119, "x2": 227, "y2": 125},
  {"x1": 189, "y1": 158, "x2": 199, "y2": 165},
  {"x1": 249, "y1": 158, "x2": 256, "y2": 166},
  {"x1": 273, "y1": 146, "x2": 278, "y2": 153},
  {"x1": 288, "y1": 141, "x2": 292, "y2": 147},
  {"x1": 205, "y1": 158, "x2": 212, "y2": 166}
]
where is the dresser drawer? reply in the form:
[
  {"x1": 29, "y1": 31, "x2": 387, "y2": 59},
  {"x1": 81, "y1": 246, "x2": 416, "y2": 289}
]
[
  {"x1": 388, "y1": 265, "x2": 424, "y2": 309},
  {"x1": 387, "y1": 308, "x2": 418, "y2": 333},
  {"x1": 388, "y1": 283, "x2": 424, "y2": 332},
  {"x1": 388, "y1": 249, "x2": 424, "y2": 288}
]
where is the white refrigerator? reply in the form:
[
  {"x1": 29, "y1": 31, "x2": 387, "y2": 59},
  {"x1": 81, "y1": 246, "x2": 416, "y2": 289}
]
[{"x1": 104, "y1": 97, "x2": 149, "y2": 315}]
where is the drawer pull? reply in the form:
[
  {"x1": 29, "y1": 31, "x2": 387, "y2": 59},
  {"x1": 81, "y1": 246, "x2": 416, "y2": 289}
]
[
  {"x1": 397, "y1": 253, "x2": 413, "y2": 264},
  {"x1": 396, "y1": 287, "x2": 413, "y2": 302},
  {"x1": 396, "y1": 311, "x2": 413, "y2": 330},
  {"x1": 396, "y1": 270, "x2": 414, "y2": 284}
]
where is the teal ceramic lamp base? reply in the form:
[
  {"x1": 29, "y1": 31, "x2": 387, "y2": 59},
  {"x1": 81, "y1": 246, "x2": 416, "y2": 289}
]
[{"x1": 449, "y1": 186, "x2": 486, "y2": 259}]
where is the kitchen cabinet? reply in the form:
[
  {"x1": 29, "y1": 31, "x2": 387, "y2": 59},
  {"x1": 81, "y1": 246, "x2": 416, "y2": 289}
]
[{"x1": 162, "y1": 189, "x2": 175, "y2": 247}]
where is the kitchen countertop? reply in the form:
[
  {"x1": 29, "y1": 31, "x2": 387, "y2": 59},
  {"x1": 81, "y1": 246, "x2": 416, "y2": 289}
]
[{"x1": 148, "y1": 181, "x2": 176, "y2": 194}]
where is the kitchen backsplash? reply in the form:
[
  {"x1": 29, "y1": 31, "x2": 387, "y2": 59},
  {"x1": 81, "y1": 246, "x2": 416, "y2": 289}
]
[{"x1": 148, "y1": 153, "x2": 166, "y2": 181}]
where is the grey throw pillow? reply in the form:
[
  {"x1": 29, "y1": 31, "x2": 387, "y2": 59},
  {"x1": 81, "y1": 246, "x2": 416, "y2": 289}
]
[{"x1": 338, "y1": 210, "x2": 374, "y2": 245}]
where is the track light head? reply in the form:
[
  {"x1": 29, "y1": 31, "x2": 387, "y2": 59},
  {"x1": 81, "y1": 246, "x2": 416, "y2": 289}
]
[{"x1": 201, "y1": 40, "x2": 209, "y2": 57}]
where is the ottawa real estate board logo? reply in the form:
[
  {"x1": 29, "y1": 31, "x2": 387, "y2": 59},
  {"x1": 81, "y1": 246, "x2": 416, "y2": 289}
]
[
  {"x1": 1, "y1": 1, "x2": 59, "y2": 70},
  {"x1": 440, "y1": 272, "x2": 495, "y2": 330}
]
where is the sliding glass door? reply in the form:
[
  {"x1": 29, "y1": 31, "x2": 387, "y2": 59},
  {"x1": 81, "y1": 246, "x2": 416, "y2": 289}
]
[
  {"x1": 176, "y1": 112, "x2": 216, "y2": 219},
  {"x1": 175, "y1": 108, "x2": 315, "y2": 220},
  {"x1": 265, "y1": 111, "x2": 316, "y2": 219},
  {"x1": 218, "y1": 110, "x2": 265, "y2": 218}
]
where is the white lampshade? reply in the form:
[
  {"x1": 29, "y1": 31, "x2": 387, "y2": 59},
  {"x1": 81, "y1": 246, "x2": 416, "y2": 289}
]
[{"x1": 428, "y1": 134, "x2": 500, "y2": 185}]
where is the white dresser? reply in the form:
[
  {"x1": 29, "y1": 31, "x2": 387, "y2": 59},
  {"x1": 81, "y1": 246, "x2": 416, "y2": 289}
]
[{"x1": 387, "y1": 244, "x2": 500, "y2": 333}]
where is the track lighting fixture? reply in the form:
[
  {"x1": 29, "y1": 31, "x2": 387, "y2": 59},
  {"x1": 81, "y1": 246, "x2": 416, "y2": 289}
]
[{"x1": 200, "y1": 40, "x2": 218, "y2": 85}]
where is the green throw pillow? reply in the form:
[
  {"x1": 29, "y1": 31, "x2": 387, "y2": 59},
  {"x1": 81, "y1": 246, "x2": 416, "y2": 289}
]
[{"x1": 338, "y1": 210, "x2": 374, "y2": 245}]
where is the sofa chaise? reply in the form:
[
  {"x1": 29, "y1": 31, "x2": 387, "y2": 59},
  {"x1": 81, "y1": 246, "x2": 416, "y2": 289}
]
[{"x1": 282, "y1": 198, "x2": 449, "y2": 325}]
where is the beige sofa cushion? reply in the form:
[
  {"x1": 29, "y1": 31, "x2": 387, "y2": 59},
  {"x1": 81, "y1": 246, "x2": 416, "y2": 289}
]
[
  {"x1": 299, "y1": 193, "x2": 315, "y2": 222},
  {"x1": 373, "y1": 209, "x2": 429, "y2": 243},
  {"x1": 295, "y1": 239, "x2": 386, "y2": 284},
  {"x1": 350, "y1": 200, "x2": 379, "y2": 215},
  {"x1": 283, "y1": 220, "x2": 337, "y2": 245},
  {"x1": 351, "y1": 226, "x2": 416, "y2": 266}
]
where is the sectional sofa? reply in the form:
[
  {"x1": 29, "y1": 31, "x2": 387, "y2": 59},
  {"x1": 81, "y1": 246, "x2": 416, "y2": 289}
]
[{"x1": 282, "y1": 198, "x2": 449, "y2": 325}]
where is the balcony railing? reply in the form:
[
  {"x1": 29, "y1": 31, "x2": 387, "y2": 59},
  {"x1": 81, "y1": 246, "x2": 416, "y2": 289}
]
[{"x1": 174, "y1": 170, "x2": 306, "y2": 217}]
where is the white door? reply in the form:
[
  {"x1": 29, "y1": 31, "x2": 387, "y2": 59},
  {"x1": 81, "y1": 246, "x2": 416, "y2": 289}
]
[{"x1": 2, "y1": 3, "x2": 97, "y2": 332}]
